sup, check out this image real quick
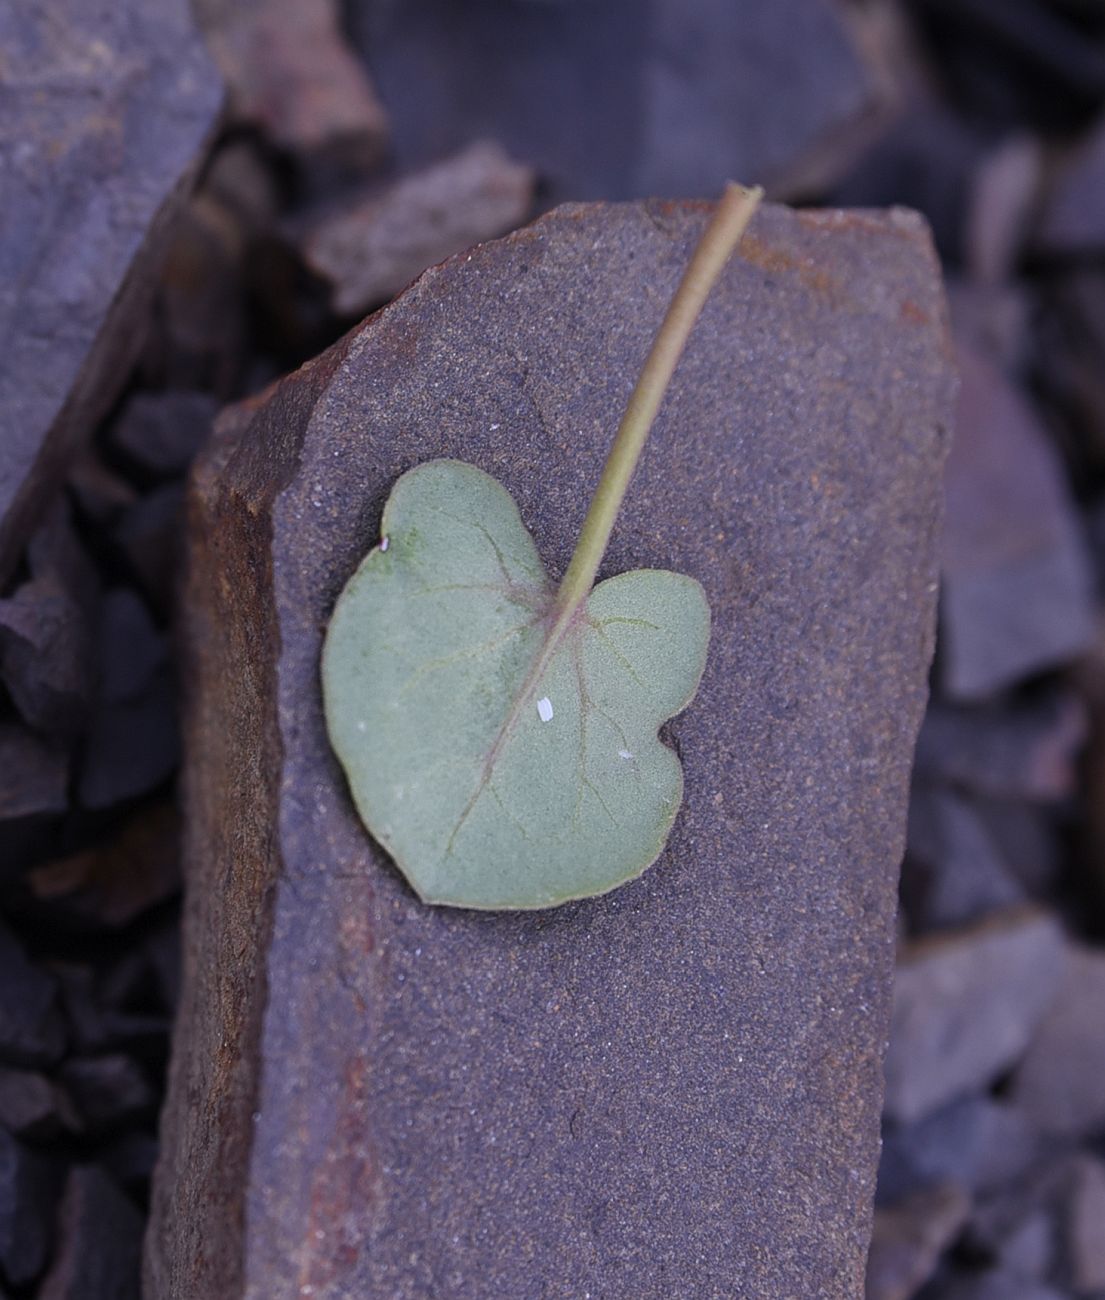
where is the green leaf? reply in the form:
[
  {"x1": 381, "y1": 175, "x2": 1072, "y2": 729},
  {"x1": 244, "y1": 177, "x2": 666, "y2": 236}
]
[{"x1": 322, "y1": 459, "x2": 710, "y2": 910}]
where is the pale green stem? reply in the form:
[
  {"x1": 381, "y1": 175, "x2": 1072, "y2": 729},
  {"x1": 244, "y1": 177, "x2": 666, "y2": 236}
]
[{"x1": 554, "y1": 181, "x2": 764, "y2": 617}]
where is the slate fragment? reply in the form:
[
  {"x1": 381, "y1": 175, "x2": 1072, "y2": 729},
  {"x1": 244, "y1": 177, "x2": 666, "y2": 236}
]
[
  {"x1": 883, "y1": 909, "x2": 1064, "y2": 1123},
  {"x1": 1039, "y1": 114, "x2": 1105, "y2": 254},
  {"x1": 193, "y1": 0, "x2": 388, "y2": 169},
  {"x1": 0, "y1": 1069, "x2": 78, "y2": 1144},
  {"x1": 865, "y1": 1183, "x2": 970, "y2": 1300},
  {"x1": 902, "y1": 784, "x2": 1025, "y2": 932},
  {"x1": 148, "y1": 199, "x2": 954, "y2": 1298},
  {"x1": 0, "y1": 920, "x2": 65, "y2": 1070},
  {"x1": 1009, "y1": 943, "x2": 1105, "y2": 1138},
  {"x1": 877, "y1": 1098, "x2": 1050, "y2": 1208},
  {"x1": 1065, "y1": 1155, "x2": 1105, "y2": 1294},
  {"x1": 913, "y1": 692, "x2": 1087, "y2": 803},
  {"x1": 0, "y1": 1126, "x2": 57, "y2": 1287},
  {"x1": 928, "y1": 1271, "x2": 1068, "y2": 1300},
  {"x1": 59, "y1": 1056, "x2": 155, "y2": 1136},
  {"x1": 0, "y1": 726, "x2": 68, "y2": 827},
  {"x1": 303, "y1": 142, "x2": 535, "y2": 316},
  {"x1": 108, "y1": 391, "x2": 220, "y2": 480},
  {"x1": 0, "y1": 0, "x2": 223, "y2": 585},
  {"x1": 352, "y1": 0, "x2": 886, "y2": 202},
  {"x1": 38, "y1": 1165, "x2": 143, "y2": 1300},
  {"x1": 941, "y1": 344, "x2": 1095, "y2": 698},
  {"x1": 28, "y1": 803, "x2": 181, "y2": 931},
  {"x1": 78, "y1": 590, "x2": 177, "y2": 810},
  {"x1": 0, "y1": 579, "x2": 92, "y2": 736}
]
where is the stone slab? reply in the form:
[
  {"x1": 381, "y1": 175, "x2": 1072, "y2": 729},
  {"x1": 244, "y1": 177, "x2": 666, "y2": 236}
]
[{"x1": 147, "y1": 198, "x2": 955, "y2": 1298}]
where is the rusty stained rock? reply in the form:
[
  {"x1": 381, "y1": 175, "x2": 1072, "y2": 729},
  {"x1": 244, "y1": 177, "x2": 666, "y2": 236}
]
[
  {"x1": 0, "y1": 0, "x2": 223, "y2": 586},
  {"x1": 147, "y1": 199, "x2": 954, "y2": 1298}
]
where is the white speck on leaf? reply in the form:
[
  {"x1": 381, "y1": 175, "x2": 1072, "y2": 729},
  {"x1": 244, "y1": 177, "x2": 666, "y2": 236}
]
[
  {"x1": 380, "y1": 536, "x2": 389, "y2": 552},
  {"x1": 618, "y1": 749, "x2": 633, "y2": 760},
  {"x1": 537, "y1": 696, "x2": 554, "y2": 722}
]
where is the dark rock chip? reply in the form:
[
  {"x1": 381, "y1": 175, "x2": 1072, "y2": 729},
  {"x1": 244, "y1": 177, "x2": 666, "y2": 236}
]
[
  {"x1": 108, "y1": 391, "x2": 220, "y2": 479},
  {"x1": 147, "y1": 200, "x2": 954, "y2": 1298},
  {"x1": 1065, "y1": 1155, "x2": 1105, "y2": 1294},
  {"x1": 941, "y1": 344, "x2": 1095, "y2": 699},
  {"x1": 56, "y1": 966, "x2": 167, "y2": 1058},
  {"x1": 883, "y1": 908, "x2": 1065, "y2": 1123},
  {"x1": 94, "y1": 590, "x2": 167, "y2": 707},
  {"x1": 0, "y1": 578, "x2": 92, "y2": 735},
  {"x1": 0, "y1": 0, "x2": 223, "y2": 585},
  {"x1": 38, "y1": 1165, "x2": 143, "y2": 1300},
  {"x1": 58, "y1": 1056, "x2": 155, "y2": 1136},
  {"x1": 965, "y1": 135, "x2": 1043, "y2": 283},
  {"x1": 1009, "y1": 943, "x2": 1105, "y2": 1138},
  {"x1": 78, "y1": 668, "x2": 179, "y2": 811},
  {"x1": 993, "y1": 1209, "x2": 1054, "y2": 1281},
  {"x1": 866, "y1": 1183, "x2": 971, "y2": 1300},
  {"x1": 112, "y1": 487, "x2": 184, "y2": 616},
  {"x1": 913, "y1": 692, "x2": 1088, "y2": 804},
  {"x1": 1039, "y1": 114, "x2": 1105, "y2": 254},
  {"x1": 0, "y1": 725, "x2": 68, "y2": 826},
  {"x1": 28, "y1": 803, "x2": 181, "y2": 931},
  {"x1": 877, "y1": 1097, "x2": 1052, "y2": 1208},
  {"x1": 925, "y1": 1270, "x2": 1069, "y2": 1300},
  {"x1": 0, "y1": 1125, "x2": 58, "y2": 1287},
  {"x1": 303, "y1": 141, "x2": 535, "y2": 316},
  {"x1": 902, "y1": 784, "x2": 1026, "y2": 933},
  {"x1": 352, "y1": 0, "x2": 886, "y2": 202},
  {"x1": 974, "y1": 799, "x2": 1062, "y2": 898},
  {"x1": 965, "y1": 1151, "x2": 1105, "y2": 1293},
  {"x1": 141, "y1": 196, "x2": 252, "y2": 398},
  {"x1": 833, "y1": 106, "x2": 986, "y2": 262},
  {"x1": 0, "y1": 919, "x2": 65, "y2": 1069},
  {"x1": 965, "y1": 1157, "x2": 1071, "y2": 1276},
  {"x1": 0, "y1": 1069, "x2": 79, "y2": 1143},
  {"x1": 99, "y1": 1131, "x2": 162, "y2": 1198}
]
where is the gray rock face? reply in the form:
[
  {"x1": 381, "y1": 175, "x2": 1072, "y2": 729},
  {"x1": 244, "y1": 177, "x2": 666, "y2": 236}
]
[
  {"x1": 147, "y1": 199, "x2": 954, "y2": 1298},
  {"x1": 0, "y1": 0, "x2": 223, "y2": 583}
]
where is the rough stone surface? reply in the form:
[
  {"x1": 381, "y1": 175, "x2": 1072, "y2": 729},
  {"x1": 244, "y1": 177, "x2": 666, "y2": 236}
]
[
  {"x1": 351, "y1": 0, "x2": 886, "y2": 202},
  {"x1": 0, "y1": 0, "x2": 223, "y2": 585},
  {"x1": 147, "y1": 200, "x2": 954, "y2": 1298},
  {"x1": 883, "y1": 908, "x2": 1065, "y2": 1124}
]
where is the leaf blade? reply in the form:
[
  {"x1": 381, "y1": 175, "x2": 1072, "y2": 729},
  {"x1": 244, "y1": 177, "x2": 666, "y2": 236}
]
[{"x1": 322, "y1": 459, "x2": 710, "y2": 909}]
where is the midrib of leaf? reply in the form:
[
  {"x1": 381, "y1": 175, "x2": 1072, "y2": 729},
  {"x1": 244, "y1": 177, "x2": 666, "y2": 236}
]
[{"x1": 441, "y1": 183, "x2": 762, "y2": 860}]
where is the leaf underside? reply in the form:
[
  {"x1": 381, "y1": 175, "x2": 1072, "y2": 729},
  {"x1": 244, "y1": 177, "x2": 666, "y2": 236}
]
[{"x1": 322, "y1": 459, "x2": 710, "y2": 910}]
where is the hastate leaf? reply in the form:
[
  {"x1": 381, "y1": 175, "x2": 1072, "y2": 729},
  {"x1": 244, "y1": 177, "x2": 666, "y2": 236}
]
[{"x1": 322, "y1": 459, "x2": 709, "y2": 909}]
